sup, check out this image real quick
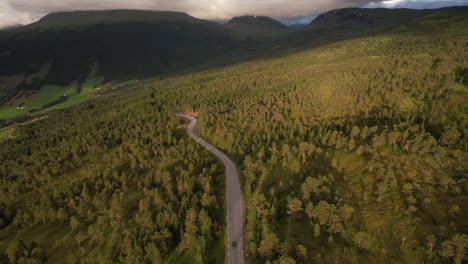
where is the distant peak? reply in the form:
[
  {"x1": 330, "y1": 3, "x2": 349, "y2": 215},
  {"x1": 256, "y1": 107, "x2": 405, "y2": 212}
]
[
  {"x1": 225, "y1": 15, "x2": 287, "y2": 34},
  {"x1": 38, "y1": 9, "x2": 191, "y2": 23},
  {"x1": 227, "y1": 15, "x2": 285, "y2": 26},
  {"x1": 29, "y1": 9, "x2": 198, "y2": 31}
]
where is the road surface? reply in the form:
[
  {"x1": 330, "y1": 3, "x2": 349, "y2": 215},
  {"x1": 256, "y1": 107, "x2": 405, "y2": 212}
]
[{"x1": 175, "y1": 113, "x2": 245, "y2": 264}]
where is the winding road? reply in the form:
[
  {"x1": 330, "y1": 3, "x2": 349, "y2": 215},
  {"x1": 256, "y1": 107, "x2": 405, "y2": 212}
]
[{"x1": 175, "y1": 113, "x2": 245, "y2": 264}]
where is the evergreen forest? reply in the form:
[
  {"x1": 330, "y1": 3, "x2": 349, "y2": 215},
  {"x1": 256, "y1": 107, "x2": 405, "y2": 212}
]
[{"x1": 0, "y1": 7, "x2": 467, "y2": 264}]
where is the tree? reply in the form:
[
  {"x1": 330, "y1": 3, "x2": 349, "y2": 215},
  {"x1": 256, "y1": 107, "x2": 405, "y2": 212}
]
[
  {"x1": 336, "y1": 137, "x2": 348, "y2": 149},
  {"x1": 328, "y1": 214, "x2": 344, "y2": 235},
  {"x1": 327, "y1": 131, "x2": 339, "y2": 147},
  {"x1": 440, "y1": 175, "x2": 454, "y2": 192},
  {"x1": 30, "y1": 242, "x2": 46, "y2": 263},
  {"x1": 402, "y1": 183, "x2": 413, "y2": 196},
  {"x1": 440, "y1": 127, "x2": 461, "y2": 147},
  {"x1": 145, "y1": 243, "x2": 162, "y2": 264},
  {"x1": 258, "y1": 232, "x2": 279, "y2": 260},
  {"x1": 69, "y1": 216, "x2": 81, "y2": 231},
  {"x1": 201, "y1": 193, "x2": 213, "y2": 208},
  {"x1": 348, "y1": 138, "x2": 356, "y2": 151},
  {"x1": 426, "y1": 235, "x2": 436, "y2": 254},
  {"x1": 75, "y1": 231, "x2": 89, "y2": 248},
  {"x1": 301, "y1": 177, "x2": 324, "y2": 202},
  {"x1": 449, "y1": 205, "x2": 460, "y2": 218},
  {"x1": 305, "y1": 202, "x2": 314, "y2": 219},
  {"x1": 6, "y1": 240, "x2": 26, "y2": 263},
  {"x1": 339, "y1": 204, "x2": 355, "y2": 223},
  {"x1": 351, "y1": 126, "x2": 360, "y2": 138},
  {"x1": 278, "y1": 255, "x2": 296, "y2": 264},
  {"x1": 252, "y1": 193, "x2": 268, "y2": 217},
  {"x1": 356, "y1": 145, "x2": 365, "y2": 155},
  {"x1": 109, "y1": 193, "x2": 125, "y2": 223},
  {"x1": 287, "y1": 198, "x2": 303, "y2": 217},
  {"x1": 388, "y1": 131, "x2": 400, "y2": 146},
  {"x1": 199, "y1": 209, "x2": 212, "y2": 236},
  {"x1": 296, "y1": 244, "x2": 307, "y2": 261},
  {"x1": 439, "y1": 234, "x2": 467, "y2": 264},
  {"x1": 179, "y1": 208, "x2": 199, "y2": 252},
  {"x1": 372, "y1": 133, "x2": 386, "y2": 148},
  {"x1": 361, "y1": 126, "x2": 369, "y2": 140},
  {"x1": 81, "y1": 182, "x2": 91, "y2": 201},
  {"x1": 354, "y1": 232, "x2": 371, "y2": 250},
  {"x1": 312, "y1": 201, "x2": 333, "y2": 225},
  {"x1": 314, "y1": 224, "x2": 321, "y2": 237}
]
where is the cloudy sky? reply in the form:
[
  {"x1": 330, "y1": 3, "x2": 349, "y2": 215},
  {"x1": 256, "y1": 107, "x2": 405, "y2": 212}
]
[{"x1": 1, "y1": 0, "x2": 467, "y2": 27}]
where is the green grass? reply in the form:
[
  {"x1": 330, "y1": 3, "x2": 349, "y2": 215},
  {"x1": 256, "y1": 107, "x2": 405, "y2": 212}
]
[
  {"x1": 0, "y1": 106, "x2": 29, "y2": 120},
  {"x1": 0, "y1": 85, "x2": 75, "y2": 120},
  {"x1": 82, "y1": 77, "x2": 104, "y2": 90},
  {"x1": 32, "y1": 93, "x2": 93, "y2": 116},
  {"x1": 28, "y1": 85, "x2": 76, "y2": 109},
  {"x1": 32, "y1": 79, "x2": 103, "y2": 116},
  {"x1": 1, "y1": 78, "x2": 104, "y2": 119}
]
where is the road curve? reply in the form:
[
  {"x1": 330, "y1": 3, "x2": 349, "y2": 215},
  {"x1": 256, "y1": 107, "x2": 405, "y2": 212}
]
[{"x1": 175, "y1": 113, "x2": 245, "y2": 264}]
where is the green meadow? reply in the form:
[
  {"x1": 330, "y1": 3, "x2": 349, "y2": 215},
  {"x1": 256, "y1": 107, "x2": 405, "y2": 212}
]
[{"x1": 0, "y1": 78, "x2": 104, "y2": 120}]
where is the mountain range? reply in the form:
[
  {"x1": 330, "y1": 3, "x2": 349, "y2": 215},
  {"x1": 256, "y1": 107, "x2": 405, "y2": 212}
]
[{"x1": 0, "y1": 6, "x2": 467, "y2": 111}]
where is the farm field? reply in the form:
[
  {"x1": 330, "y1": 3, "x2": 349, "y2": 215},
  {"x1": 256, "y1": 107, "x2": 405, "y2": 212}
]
[{"x1": 0, "y1": 78, "x2": 104, "y2": 120}]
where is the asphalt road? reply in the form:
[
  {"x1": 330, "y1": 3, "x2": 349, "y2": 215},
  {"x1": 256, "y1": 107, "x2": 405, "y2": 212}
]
[{"x1": 175, "y1": 113, "x2": 245, "y2": 264}]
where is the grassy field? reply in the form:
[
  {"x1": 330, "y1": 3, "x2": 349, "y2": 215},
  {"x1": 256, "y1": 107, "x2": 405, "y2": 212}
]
[
  {"x1": 0, "y1": 78, "x2": 103, "y2": 120},
  {"x1": 31, "y1": 79, "x2": 103, "y2": 116},
  {"x1": 82, "y1": 77, "x2": 104, "y2": 90},
  {"x1": 0, "y1": 85, "x2": 75, "y2": 120},
  {"x1": 31, "y1": 93, "x2": 93, "y2": 116},
  {"x1": 0, "y1": 106, "x2": 29, "y2": 120},
  {"x1": 28, "y1": 85, "x2": 77, "y2": 109}
]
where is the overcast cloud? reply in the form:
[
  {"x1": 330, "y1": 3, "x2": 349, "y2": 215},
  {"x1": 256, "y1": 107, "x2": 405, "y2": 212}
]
[
  {"x1": 365, "y1": 0, "x2": 468, "y2": 8},
  {"x1": 1, "y1": 0, "x2": 467, "y2": 27}
]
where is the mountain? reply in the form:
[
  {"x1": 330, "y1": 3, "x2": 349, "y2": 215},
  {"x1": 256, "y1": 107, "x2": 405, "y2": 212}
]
[
  {"x1": 1, "y1": 7, "x2": 468, "y2": 112},
  {"x1": 309, "y1": 6, "x2": 468, "y2": 30},
  {"x1": 0, "y1": 10, "x2": 242, "y2": 104},
  {"x1": 225, "y1": 15, "x2": 288, "y2": 35},
  {"x1": 269, "y1": 6, "x2": 468, "y2": 50}
]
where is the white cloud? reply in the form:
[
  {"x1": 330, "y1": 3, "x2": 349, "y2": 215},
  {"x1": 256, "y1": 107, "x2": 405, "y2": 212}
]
[
  {"x1": 0, "y1": 1, "x2": 42, "y2": 27},
  {"x1": 0, "y1": 0, "x2": 374, "y2": 27},
  {"x1": 365, "y1": 0, "x2": 468, "y2": 9}
]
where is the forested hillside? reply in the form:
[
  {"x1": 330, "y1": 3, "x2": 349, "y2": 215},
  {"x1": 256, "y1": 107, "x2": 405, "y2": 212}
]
[
  {"x1": 0, "y1": 10, "x2": 242, "y2": 105},
  {"x1": 0, "y1": 8, "x2": 467, "y2": 264},
  {"x1": 193, "y1": 12, "x2": 468, "y2": 263},
  {"x1": 0, "y1": 84, "x2": 227, "y2": 263}
]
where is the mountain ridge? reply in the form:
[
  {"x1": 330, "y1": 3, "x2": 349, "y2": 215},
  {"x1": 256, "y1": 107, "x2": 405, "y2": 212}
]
[
  {"x1": 310, "y1": 6, "x2": 468, "y2": 29},
  {"x1": 225, "y1": 15, "x2": 288, "y2": 34},
  {"x1": 1, "y1": 6, "x2": 467, "y2": 109}
]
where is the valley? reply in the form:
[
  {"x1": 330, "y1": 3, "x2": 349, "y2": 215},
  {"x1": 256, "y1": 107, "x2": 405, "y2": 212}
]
[{"x1": 0, "y1": 5, "x2": 467, "y2": 264}]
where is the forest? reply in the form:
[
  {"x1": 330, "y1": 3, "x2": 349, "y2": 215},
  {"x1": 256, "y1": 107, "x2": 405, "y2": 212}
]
[{"x1": 0, "y1": 10, "x2": 467, "y2": 264}]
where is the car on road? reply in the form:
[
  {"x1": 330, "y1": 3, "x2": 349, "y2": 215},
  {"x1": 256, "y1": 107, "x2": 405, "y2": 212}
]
[{"x1": 232, "y1": 241, "x2": 237, "y2": 248}]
